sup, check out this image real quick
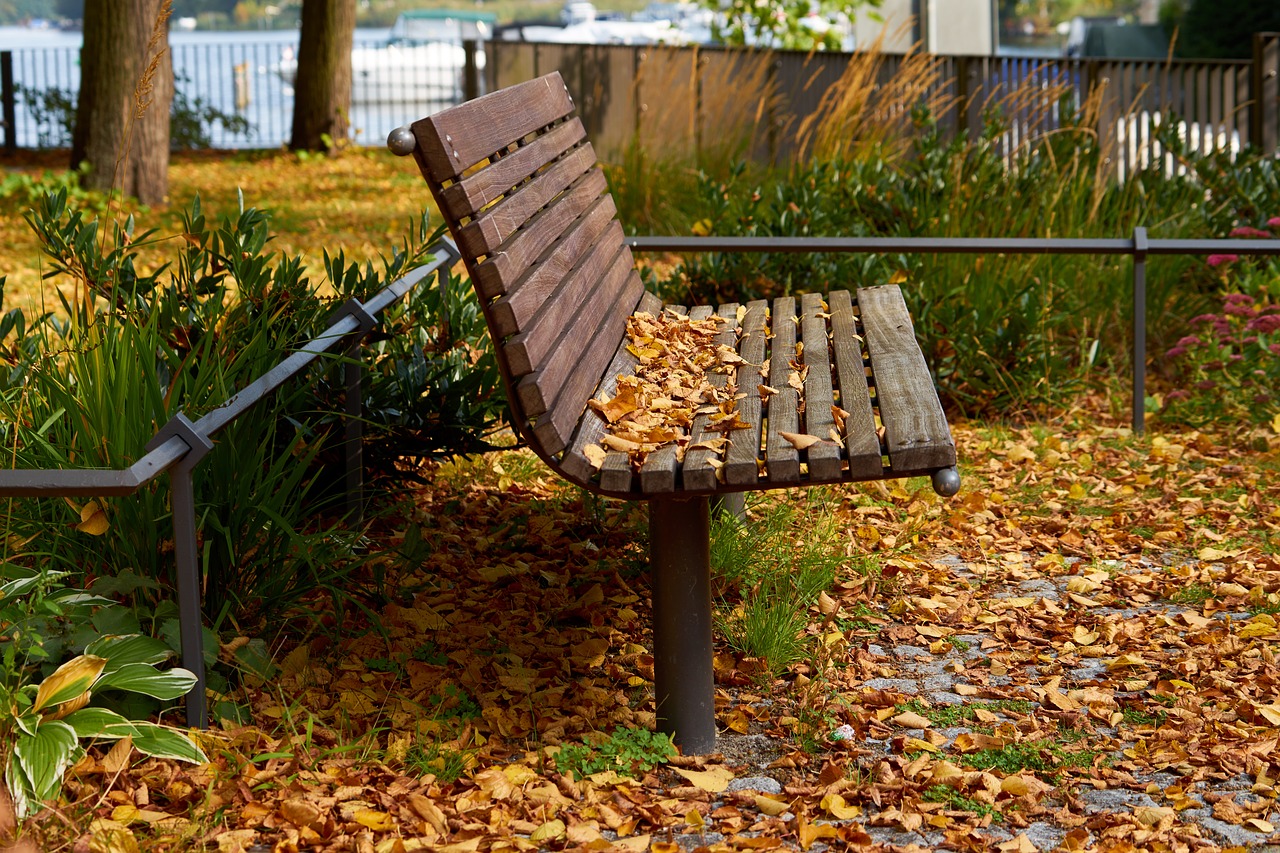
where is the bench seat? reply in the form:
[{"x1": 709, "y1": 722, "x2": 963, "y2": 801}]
[{"x1": 393, "y1": 70, "x2": 958, "y2": 754}]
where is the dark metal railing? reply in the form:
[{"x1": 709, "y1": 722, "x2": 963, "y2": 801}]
[
  {"x1": 627, "y1": 230, "x2": 1280, "y2": 434},
  {"x1": 0, "y1": 239, "x2": 460, "y2": 728}
]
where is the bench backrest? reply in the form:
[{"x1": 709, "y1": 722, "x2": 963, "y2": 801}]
[{"x1": 409, "y1": 72, "x2": 645, "y2": 460}]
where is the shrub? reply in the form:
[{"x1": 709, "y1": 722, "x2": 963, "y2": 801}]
[
  {"x1": 1159, "y1": 225, "x2": 1280, "y2": 426},
  {"x1": 0, "y1": 190, "x2": 505, "y2": 626}
]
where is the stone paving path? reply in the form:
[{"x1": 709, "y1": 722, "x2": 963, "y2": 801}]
[{"x1": 653, "y1": 553, "x2": 1280, "y2": 853}]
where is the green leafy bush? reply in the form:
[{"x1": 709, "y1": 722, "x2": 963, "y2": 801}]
[
  {"x1": 553, "y1": 727, "x2": 675, "y2": 781},
  {"x1": 0, "y1": 565, "x2": 205, "y2": 820},
  {"x1": 1, "y1": 191, "x2": 505, "y2": 625},
  {"x1": 1159, "y1": 227, "x2": 1280, "y2": 427}
]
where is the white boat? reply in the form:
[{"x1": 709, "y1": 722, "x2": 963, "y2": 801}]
[{"x1": 276, "y1": 10, "x2": 494, "y2": 104}]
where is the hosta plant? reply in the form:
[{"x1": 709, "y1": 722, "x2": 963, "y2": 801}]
[{"x1": 0, "y1": 567, "x2": 207, "y2": 820}]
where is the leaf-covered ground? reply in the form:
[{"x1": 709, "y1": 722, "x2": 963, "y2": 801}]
[{"x1": 26, "y1": 401, "x2": 1280, "y2": 853}]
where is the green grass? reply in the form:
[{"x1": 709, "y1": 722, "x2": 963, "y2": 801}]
[
  {"x1": 923, "y1": 785, "x2": 1003, "y2": 822},
  {"x1": 403, "y1": 741, "x2": 471, "y2": 784},
  {"x1": 959, "y1": 739, "x2": 1105, "y2": 779},
  {"x1": 896, "y1": 699, "x2": 1032, "y2": 729},
  {"x1": 1169, "y1": 583, "x2": 1214, "y2": 607}
]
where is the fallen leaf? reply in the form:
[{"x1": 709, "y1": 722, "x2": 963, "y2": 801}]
[
  {"x1": 779, "y1": 431, "x2": 823, "y2": 450},
  {"x1": 674, "y1": 765, "x2": 734, "y2": 792}
]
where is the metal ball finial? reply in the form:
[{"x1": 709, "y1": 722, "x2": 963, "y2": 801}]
[
  {"x1": 931, "y1": 466, "x2": 961, "y2": 498},
  {"x1": 387, "y1": 126, "x2": 416, "y2": 157}
]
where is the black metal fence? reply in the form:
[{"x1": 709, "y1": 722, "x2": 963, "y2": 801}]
[
  {"x1": 0, "y1": 35, "x2": 482, "y2": 150},
  {"x1": 488, "y1": 33, "x2": 1280, "y2": 174}
]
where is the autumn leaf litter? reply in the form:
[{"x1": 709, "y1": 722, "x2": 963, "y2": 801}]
[{"x1": 46, "y1": 411, "x2": 1280, "y2": 853}]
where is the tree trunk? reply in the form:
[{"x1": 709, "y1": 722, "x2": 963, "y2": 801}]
[
  {"x1": 290, "y1": 0, "x2": 355, "y2": 151},
  {"x1": 71, "y1": 0, "x2": 172, "y2": 205}
]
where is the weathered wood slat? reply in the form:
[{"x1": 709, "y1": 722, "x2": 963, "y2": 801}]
[
  {"x1": 828, "y1": 289, "x2": 883, "y2": 479},
  {"x1": 857, "y1": 285, "x2": 956, "y2": 472},
  {"x1": 503, "y1": 235, "x2": 628, "y2": 376},
  {"x1": 764, "y1": 297, "x2": 801, "y2": 483},
  {"x1": 800, "y1": 292, "x2": 842, "y2": 482},
  {"x1": 724, "y1": 300, "x2": 768, "y2": 486},
  {"x1": 412, "y1": 72, "x2": 575, "y2": 181},
  {"x1": 682, "y1": 302, "x2": 740, "y2": 492},
  {"x1": 438, "y1": 118, "x2": 587, "y2": 222},
  {"x1": 490, "y1": 199, "x2": 617, "y2": 337},
  {"x1": 527, "y1": 272, "x2": 645, "y2": 455},
  {"x1": 517, "y1": 260, "x2": 641, "y2": 417},
  {"x1": 472, "y1": 168, "x2": 608, "y2": 299},
  {"x1": 561, "y1": 291, "x2": 663, "y2": 490},
  {"x1": 457, "y1": 142, "x2": 598, "y2": 258},
  {"x1": 639, "y1": 306, "x2": 701, "y2": 494}
]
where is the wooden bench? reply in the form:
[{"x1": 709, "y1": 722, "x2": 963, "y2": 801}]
[{"x1": 389, "y1": 71, "x2": 959, "y2": 754}]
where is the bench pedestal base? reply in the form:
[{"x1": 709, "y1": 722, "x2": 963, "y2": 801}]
[{"x1": 650, "y1": 496, "x2": 717, "y2": 754}]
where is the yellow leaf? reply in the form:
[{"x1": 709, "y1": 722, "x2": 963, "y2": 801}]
[
  {"x1": 77, "y1": 500, "x2": 110, "y2": 535},
  {"x1": 1073, "y1": 627, "x2": 1100, "y2": 646},
  {"x1": 33, "y1": 654, "x2": 107, "y2": 714},
  {"x1": 996, "y1": 835, "x2": 1037, "y2": 853},
  {"x1": 798, "y1": 821, "x2": 838, "y2": 849},
  {"x1": 821, "y1": 793, "x2": 861, "y2": 819},
  {"x1": 754, "y1": 795, "x2": 790, "y2": 816},
  {"x1": 1256, "y1": 704, "x2": 1280, "y2": 726},
  {"x1": 1068, "y1": 482, "x2": 1088, "y2": 500},
  {"x1": 88, "y1": 820, "x2": 141, "y2": 853},
  {"x1": 212, "y1": 829, "x2": 258, "y2": 853},
  {"x1": 1198, "y1": 546, "x2": 1238, "y2": 562},
  {"x1": 903, "y1": 737, "x2": 939, "y2": 753},
  {"x1": 685, "y1": 809, "x2": 705, "y2": 829},
  {"x1": 891, "y1": 711, "x2": 933, "y2": 729},
  {"x1": 1246, "y1": 818, "x2": 1276, "y2": 833},
  {"x1": 1106, "y1": 654, "x2": 1148, "y2": 670},
  {"x1": 674, "y1": 765, "x2": 734, "y2": 793},
  {"x1": 1134, "y1": 806, "x2": 1175, "y2": 827},
  {"x1": 888, "y1": 269, "x2": 908, "y2": 284},
  {"x1": 779, "y1": 431, "x2": 823, "y2": 450},
  {"x1": 353, "y1": 809, "x2": 394, "y2": 831},
  {"x1": 584, "y1": 444, "x2": 607, "y2": 469},
  {"x1": 691, "y1": 219, "x2": 712, "y2": 236},
  {"x1": 530, "y1": 819, "x2": 566, "y2": 843}
]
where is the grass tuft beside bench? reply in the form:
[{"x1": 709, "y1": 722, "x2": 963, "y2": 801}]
[{"x1": 391, "y1": 71, "x2": 959, "y2": 753}]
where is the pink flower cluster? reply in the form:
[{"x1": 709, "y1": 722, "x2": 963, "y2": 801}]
[{"x1": 1206, "y1": 216, "x2": 1280, "y2": 269}]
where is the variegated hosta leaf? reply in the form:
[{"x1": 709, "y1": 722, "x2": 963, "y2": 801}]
[
  {"x1": 129, "y1": 722, "x2": 208, "y2": 764},
  {"x1": 6, "y1": 749, "x2": 37, "y2": 820},
  {"x1": 93, "y1": 664, "x2": 197, "y2": 700},
  {"x1": 60, "y1": 707, "x2": 141, "y2": 740},
  {"x1": 84, "y1": 634, "x2": 173, "y2": 677},
  {"x1": 13, "y1": 720, "x2": 80, "y2": 816},
  {"x1": 31, "y1": 655, "x2": 106, "y2": 715}
]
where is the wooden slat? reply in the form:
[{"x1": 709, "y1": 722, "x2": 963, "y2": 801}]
[
  {"x1": 724, "y1": 300, "x2": 769, "y2": 486},
  {"x1": 639, "y1": 305, "x2": 699, "y2": 494},
  {"x1": 516, "y1": 253, "x2": 639, "y2": 415},
  {"x1": 561, "y1": 291, "x2": 663, "y2": 490},
  {"x1": 471, "y1": 168, "x2": 608, "y2": 299},
  {"x1": 528, "y1": 272, "x2": 645, "y2": 455},
  {"x1": 800, "y1": 292, "x2": 842, "y2": 483},
  {"x1": 828, "y1": 289, "x2": 882, "y2": 479},
  {"x1": 438, "y1": 118, "x2": 586, "y2": 222},
  {"x1": 763, "y1": 297, "x2": 801, "y2": 483},
  {"x1": 503, "y1": 234, "x2": 628, "y2": 376},
  {"x1": 682, "y1": 302, "x2": 740, "y2": 492},
  {"x1": 457, "y1": 142, "x2": 599, "y2": 258},
  {"x1": 490, "y1": 198, "x2": 617, "y2": 338},
  {"x1": 411, "y1": 72, "x2": 575, "y2": 181},
  {"x1": 857, "y1": 285, "x2": 956, "y2": 472}
]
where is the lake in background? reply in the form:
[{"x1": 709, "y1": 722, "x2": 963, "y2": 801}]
[{"x1": 0, "y1": 25, "x2": 1061, "y2": 150}]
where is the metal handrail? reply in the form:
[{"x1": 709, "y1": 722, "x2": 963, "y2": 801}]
[
  {"x1": 629, "y1": 229, "x2": 1280, "y2": 434},
  {"x1": 0, "y1": 240, "x2": 461, "y2": 727}
]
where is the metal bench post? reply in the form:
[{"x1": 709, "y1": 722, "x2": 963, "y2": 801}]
[{"x1": 650, "y1": 496, "x2": 716, "y2": 753}]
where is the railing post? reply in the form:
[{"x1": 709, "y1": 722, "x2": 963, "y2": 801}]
[
  {"x1": 2, "y1": 51, "x2": 15, "y2": 153},
  {"x1": 146, "y1": 414, "x2": 215, "y2": 729},
  {"x1": 1132, "y1": 226, "x2": 1148, "y2": 435},
  {"x1": 334, "y1": 298, "x2": 378, "y2": 521},
  {"x1": 462, "y1": 39, "x2": 480, "y2": 102},
  {"x1": 1251, "y1": 32, "x2": 1279, "y2": 155}
]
